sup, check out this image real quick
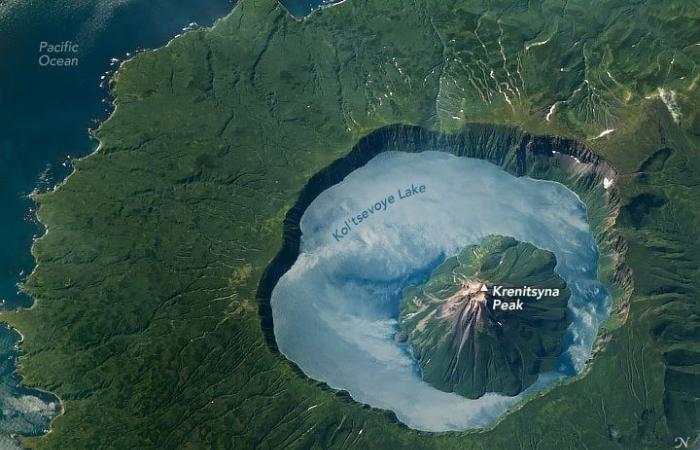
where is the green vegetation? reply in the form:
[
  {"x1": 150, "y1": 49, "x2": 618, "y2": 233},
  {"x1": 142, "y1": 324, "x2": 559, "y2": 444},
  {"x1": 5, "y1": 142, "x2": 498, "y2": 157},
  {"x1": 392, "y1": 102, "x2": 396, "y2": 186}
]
[
  {"x1": 2, "y1": 0, "x2": 700, "y2": 448},
  {"x1": 399, "y1": 235, "x2": 570, "y2": 398}
]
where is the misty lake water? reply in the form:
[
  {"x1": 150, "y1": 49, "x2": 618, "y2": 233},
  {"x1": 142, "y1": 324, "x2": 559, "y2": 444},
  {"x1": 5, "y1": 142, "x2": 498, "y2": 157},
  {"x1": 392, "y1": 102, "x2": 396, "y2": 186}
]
[{"x1": 271, "y1": 151, "x2": 611, "y2": 431}]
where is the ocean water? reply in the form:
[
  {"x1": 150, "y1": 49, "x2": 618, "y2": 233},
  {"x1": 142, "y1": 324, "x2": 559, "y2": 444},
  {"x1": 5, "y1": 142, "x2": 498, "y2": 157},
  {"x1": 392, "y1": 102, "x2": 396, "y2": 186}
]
[
  {"x1": 271, "y1": 151, "x2": 612, "y2": 432},
  {"x1": 0, "y1": 0, "x2": 236, "y2": 444}
]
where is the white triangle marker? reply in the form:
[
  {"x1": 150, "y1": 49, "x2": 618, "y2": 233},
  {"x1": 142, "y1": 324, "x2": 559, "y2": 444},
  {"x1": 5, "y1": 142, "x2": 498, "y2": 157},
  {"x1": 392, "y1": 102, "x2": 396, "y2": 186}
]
[{"x1": 480, "y1": 284, "x2": 488, "y2": 293}]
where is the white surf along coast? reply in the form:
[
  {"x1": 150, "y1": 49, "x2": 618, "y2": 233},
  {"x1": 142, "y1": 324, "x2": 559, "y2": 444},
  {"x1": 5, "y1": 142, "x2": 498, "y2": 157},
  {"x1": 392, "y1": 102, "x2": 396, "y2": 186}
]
[{"x1": 270, "y1": 151, "x2": 611, "y2": 432}]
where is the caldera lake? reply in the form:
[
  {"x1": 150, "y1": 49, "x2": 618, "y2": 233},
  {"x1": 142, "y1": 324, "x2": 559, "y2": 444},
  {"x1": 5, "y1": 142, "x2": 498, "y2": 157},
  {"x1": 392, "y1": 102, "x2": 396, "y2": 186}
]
[{"x1": 270, "y1": 151, "x2": 612, "y2": 432}]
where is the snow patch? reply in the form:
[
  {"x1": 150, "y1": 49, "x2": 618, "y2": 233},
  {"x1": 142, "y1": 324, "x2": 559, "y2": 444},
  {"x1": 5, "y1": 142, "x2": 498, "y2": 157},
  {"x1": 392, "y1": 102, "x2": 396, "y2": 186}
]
[
  {"x1": 658, "y1": 88, "x2": 681, "y2": 123},
  {"x1": 592, "y1": 129, "x2": 615, "y2": 140}
]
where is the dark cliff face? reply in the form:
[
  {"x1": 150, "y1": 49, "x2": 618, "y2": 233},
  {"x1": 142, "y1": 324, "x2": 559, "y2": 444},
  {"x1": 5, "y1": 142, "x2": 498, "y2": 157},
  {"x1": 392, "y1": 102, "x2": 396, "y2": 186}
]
[{"x1": 398, "y1": 235, "x2": 571, "y2": 399}]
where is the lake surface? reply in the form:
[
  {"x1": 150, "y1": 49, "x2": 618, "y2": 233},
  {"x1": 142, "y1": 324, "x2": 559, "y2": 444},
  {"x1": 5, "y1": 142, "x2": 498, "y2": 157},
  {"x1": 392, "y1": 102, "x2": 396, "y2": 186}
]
[
  {"x1": 0, "y1": 0, "x2": 235, "y2": 444},
  {"x1": 271, "y1": 151, "x2": 611, "y2": 431}
]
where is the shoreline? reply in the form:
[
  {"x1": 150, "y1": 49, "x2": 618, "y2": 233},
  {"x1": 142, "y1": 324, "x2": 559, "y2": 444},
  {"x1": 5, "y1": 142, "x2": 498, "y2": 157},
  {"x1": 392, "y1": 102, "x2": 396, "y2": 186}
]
[{"x1": 2, "y1": 1, "x2": 244, "y2": 445}]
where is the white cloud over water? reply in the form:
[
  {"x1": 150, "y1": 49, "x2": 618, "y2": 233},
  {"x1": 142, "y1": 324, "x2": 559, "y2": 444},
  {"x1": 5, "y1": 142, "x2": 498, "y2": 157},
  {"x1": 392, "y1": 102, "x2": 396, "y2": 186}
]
[{"x1": 271, "y1": 151, "x2": 610, "y2": 431}]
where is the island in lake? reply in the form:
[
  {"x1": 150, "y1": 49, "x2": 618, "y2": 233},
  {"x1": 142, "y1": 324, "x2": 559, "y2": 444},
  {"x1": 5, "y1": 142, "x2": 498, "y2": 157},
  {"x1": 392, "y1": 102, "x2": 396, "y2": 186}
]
[{"x1": 399, "y1": 235, "x2": 571, "y2": 398}]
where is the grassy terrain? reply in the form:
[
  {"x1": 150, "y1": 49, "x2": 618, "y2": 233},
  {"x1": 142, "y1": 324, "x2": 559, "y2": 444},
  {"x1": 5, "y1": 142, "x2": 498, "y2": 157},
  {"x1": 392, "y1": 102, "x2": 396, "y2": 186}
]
[{"x1": 2, "y1": 0, "x2": 699, "y2": 448}]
